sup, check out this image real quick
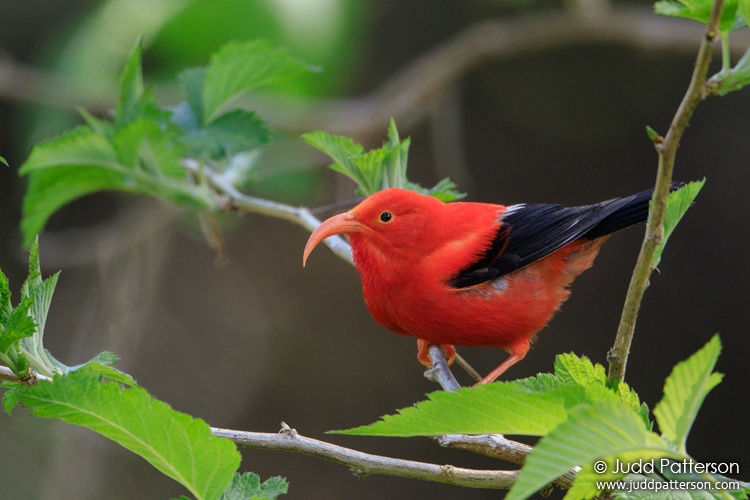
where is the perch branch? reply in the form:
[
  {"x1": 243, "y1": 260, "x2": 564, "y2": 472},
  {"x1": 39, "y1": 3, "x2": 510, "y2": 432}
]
[
  {"x1": 607, "y1": 0, "x2": 725, "y2": 381},
  {"x1": 422, "y1": 346, "x2": 579, "y2": 491},
  {"x1": 212, "y1": 423, "x2": 519, "y2": 490},
  {"x1": 423, "y1": 344, "x2": 462, "y2": 391}
]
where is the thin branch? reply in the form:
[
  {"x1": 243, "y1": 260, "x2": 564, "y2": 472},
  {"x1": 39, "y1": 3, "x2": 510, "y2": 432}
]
[
  {"x1": 0, "y1": 365, "x2": 51, "y2": 384},
  {"x1": 212, "y1": 423, "x2": 519, "y2": 490},
  {"x1": 181, "y1": 159, "x2": 354, "y2": 264},
  {"x1": 607, "y1": 0, "x2": 725, "y2": 381},
  {"x1": 435, "y1": 434, "x2": 578, "y2": 490}
]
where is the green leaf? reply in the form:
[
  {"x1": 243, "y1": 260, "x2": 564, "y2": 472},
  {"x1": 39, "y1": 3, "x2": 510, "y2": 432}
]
[
  {"x1": 220, "y1": 472, "x2": 288, "y2": 500},
  {"x1": 741, "y1": 0, "x2": 750, "y2": 24},
  {"x1": 178, "y1": 67, "x2": 208, "y2": 126},
  {"x1": 303, "y1": 120, "x2": 465, "y2": 201},
  {"x1": 554, "y1": 352, "x2": 607, "y2": 386},
  {"x1": 706, "y1": 47, "x2": 750, "y2": 96},
  {"x1": 334, "y1": 383, "x2": 579, "y2": 437},
  {"x1": 654, "y1": 0, "x2": 740, "y2": 31},
  {"x1": 653, "y1": 335, "x2": 723, "y2": 453},
  {"x1": 654, "y1": 0, "x2": 712, "y2": 23},
  {"x1": 20, "y1": 126, "x2": 119, "y2": 174},
  {"x1": 180, "y1": 110, "x2": 269, "y2": 160},
  {"x1": 25, "y1": 270, "x2": 59, "y2": 347},
  {"x1": 645, "y1": 125, "x2": 662, "y2": 143},
  {"x1": 19, "y1": 126, "x2": 214, "y2": 245},
  {"x1": 202, "y1": 40, "x2": 313, "y2": 123},
  {"x1": 515, "y1": 352, "x2": 650, "y2": 427},
  {"x1": 0, "y1": 270, "x2": 11, "y2": 324},
  {"x1": 652, "y1": 179, "x2": 704, "y2": 268},
  {"x1": 303, "y1": 130, "x2": 367, "y2": 186},
  {"x1": 113, "y1": 119, "x2": 187, "y2": 177},
  {"x1": 70, "y1": 352, "x2": 138, "y2": 386},
  {"x1": 13, "y1": 371, "x2": 240, "y2": 500},
  {"x1": 116, "y1": 40, "x2": 145, "y2": 127},
  {"x1": 0, "y1": 156, "x2": 8, "y2": 166},
  {"x1": 2, "y1": 381, "x2": 22, "y2": 413},
  {"x1": 507, "y1": 401, "x2": 675, "y2": 500},
  {"x1": 0, "y1": 296, "x2": 36, "y2": 354},
  {"x1": 720, "y1": 0, "x2": 741, "y2": 31},
  {"x1": 78, "y1": 107, "x2": 114, "y2": 138},
  {"x1": 406, "y1": 178, "x2": 465, "y2": 202}
]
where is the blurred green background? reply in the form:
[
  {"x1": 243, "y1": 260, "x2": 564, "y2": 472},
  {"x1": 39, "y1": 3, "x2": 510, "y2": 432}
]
[{"x1": 1, "y1": 0, "x2": 748, "y2": 498}]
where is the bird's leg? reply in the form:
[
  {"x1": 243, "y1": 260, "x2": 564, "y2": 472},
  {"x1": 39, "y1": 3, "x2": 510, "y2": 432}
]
[
  {"x1": 477, "y1": 341, "x2": 530, "y2": 385},
  {"x1": 417, "y1": 339, "x2": 456, "y2": 366}
]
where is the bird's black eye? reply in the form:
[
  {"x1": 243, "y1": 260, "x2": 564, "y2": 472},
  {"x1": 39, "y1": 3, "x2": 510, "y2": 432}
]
[{"x1": 379, "y1": 211, "x2": 393, "y2": 222}]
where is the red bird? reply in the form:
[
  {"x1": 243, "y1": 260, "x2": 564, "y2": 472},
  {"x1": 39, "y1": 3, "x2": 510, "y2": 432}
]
[{"x1": 303, "y1": 187, "x2": 661, "y2": 384}]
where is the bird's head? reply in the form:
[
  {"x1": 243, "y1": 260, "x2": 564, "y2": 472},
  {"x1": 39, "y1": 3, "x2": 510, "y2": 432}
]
[{"x1": 303, "y1": 188, "x2": 444, "y2": 266}]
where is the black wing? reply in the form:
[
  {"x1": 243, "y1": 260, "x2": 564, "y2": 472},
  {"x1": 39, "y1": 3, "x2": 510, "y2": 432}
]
[{"x1": 449, "y1": 185, "x2": 681, "y2": 288}]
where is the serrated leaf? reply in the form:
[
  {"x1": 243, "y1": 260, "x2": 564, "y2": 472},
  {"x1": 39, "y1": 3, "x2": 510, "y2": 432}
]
[
  {"x1": 507, "y1": 401, "x2": 674, "y2": 500},
  {"x1": 0, "y1": 296, "x2": 36, "y2": 354},
  {"x1": 514, "y1": 352, "x2": 648, "y2": 426},
  {"x1": 406, "y1": 178, "x2": 466, "y2": 202},
  {"x1": 0, "y1": 270, "x2": 11, "y2": 323},
  {"x1": 202, "y1": 40, "x2": 312, "y2": 123},
  {"x1": 653, "y1": 179, "x2": 704, "y2": 268},
  {"x1": 70, "y1": 352, "x2": 138, "y2": 386},
  {"x1": 20, "y1": 126, "x2": 119, "y2": 174},
  {"x1": 612, "y1": 380, "x2": 652, "y2": 430},
  {"x1": 114, "y1": 119, "x2": 187, "y2": 177},
  {"x1": 178, "y1": 67, "x2": 208, "y2": 126},
  {"x1": 180, "y1": 110, "x2": 269, "y2": 160},
  {"x1": 19, "y1": 126, "x2": 214, "y2": 245},
  {"x1": 653, "y1": 335, "x2": 722, "y2": 453},
  {"x1": 303, "y1": 121, "x2": 465, "y2": 200},
  {"x1": 302, "y1": 130, "x2": 365, "y2": 182},
  {"x1": 654, "y1": 0, "x2": 712, "y2": 23},
  {"x1": 116, "y1": 40, "x2": 145, "y2": 127},
  {"x1": 707, "y1": 47, "x2": 750, "y2": 96},
  {"x1": 2, "y1": 381, "x2": 22, "y2": 414},
  {"x1": 334, "y1": 383, "x2": 583, "y2": 437},
  {"x1": 220, "y1": 472, "x2": 288, "y2": 500},
  {"x1": 655, "y1": 0, "x2": 741, "y2": 31},
  {"x1": 514, "y1": 372, "x2": 562, "y2": 392},
  {"x1": 13, "y1": 371, "x2": 240, "y2": 500},
  {"x1": 554, "y1": 353, "x2": 607, "y2": 386},
  {"x1": 26, "y1": 272, "x2": 58, "y2": 346},
  {"x1": 78, "y1": 107, "x2": 114, "y2": 138}
]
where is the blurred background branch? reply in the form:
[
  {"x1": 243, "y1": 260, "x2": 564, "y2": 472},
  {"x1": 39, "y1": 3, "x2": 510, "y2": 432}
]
[{"x1": 2, "y1": 7, "x2": 748, "y2": 140}]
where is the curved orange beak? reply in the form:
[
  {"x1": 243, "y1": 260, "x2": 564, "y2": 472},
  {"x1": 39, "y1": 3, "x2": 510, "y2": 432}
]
[{"x1": 303, "y1": 212, "x2": 364, "y2": 266}]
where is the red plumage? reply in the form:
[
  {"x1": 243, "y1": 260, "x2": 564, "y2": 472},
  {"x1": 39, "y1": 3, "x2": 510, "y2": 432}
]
[{"x1": 304, "y1": 187, "x2": 654, "y2": 384}]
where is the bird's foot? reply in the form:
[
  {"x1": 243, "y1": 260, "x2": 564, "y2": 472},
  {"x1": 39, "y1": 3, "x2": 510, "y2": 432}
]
[{"x1": 417, "y1": 339, "x2": 456, "y2": 366}]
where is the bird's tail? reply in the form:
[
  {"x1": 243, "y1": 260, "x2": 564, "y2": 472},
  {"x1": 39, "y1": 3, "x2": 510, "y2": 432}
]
[{"x1": 585, "y1": 182, "x2": 684, "y2": 239}]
